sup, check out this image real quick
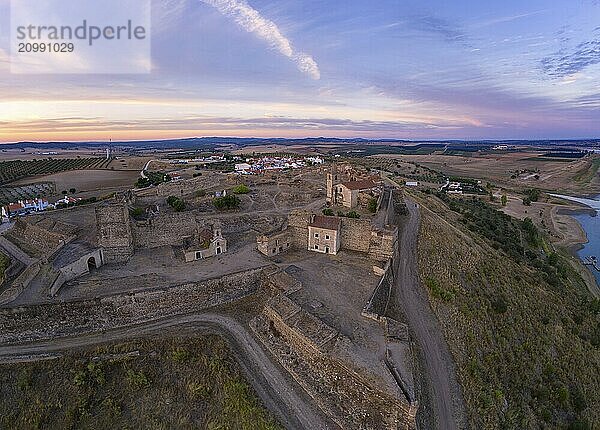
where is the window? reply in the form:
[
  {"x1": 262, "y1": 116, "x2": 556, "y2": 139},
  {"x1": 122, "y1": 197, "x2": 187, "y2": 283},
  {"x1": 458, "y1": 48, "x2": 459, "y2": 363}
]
[
  {"x1": 325, "y1": 234, "x2": 330, "y2": 240},
  {"x1": 314, "y1": 245, "x2": 319, "y2": 250},
  {"x1": 314, "y1": 233, "x2": 319, "y2": 238},
  {"x1": 195, "y1": 252, "x2": 202, "y2": 260}
]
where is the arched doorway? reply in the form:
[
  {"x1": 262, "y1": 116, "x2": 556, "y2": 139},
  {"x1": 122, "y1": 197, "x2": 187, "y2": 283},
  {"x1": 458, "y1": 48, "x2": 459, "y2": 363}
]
[{"x1": 87, "y1": 257, "x2": 97, "y2": 271}]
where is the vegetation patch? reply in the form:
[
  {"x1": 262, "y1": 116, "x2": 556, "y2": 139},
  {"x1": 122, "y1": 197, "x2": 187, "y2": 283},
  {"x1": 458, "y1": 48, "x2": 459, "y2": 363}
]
[
  {"x1": 417, "y1": 193, "x2": 600, "y2": 429},
  {"x1": 232, "y1": 184, "x2": 251, "y2": 194},
  {"x1": 135, "y1": 171, "x2": 171, "y2": 188},
  {"x1": 166, "y1": 196, "x2": 186, "y2": 212},
  {"x1": 0, "y1": 252, "x2": 9, "y2": 283},
  {"x1": 213, "y1": 195, "x2": 241, "y2": 210},
  {"x1": 0, "y1": 335, "x2": 282, "y2": 430}
]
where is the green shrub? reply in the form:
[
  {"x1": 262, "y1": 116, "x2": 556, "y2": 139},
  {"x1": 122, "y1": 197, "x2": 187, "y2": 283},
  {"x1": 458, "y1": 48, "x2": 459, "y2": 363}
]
[
  {"x1": 322, "y1": 208, "x2": 334, "y2": 216},
  {"x1": 425, "y1": 277, "x2": 455, "y2": 302},
  {"x1": 166, "y1": 196, "x2": 186, "y2": 212},
  {"x1": 368, "y1": 198, "x2": 378, "y2": 213},
  {"x1": 213, "y1": 195, "x2": 241, "y2": 210},
  {"x1": 126, "y1": 369, "x2": 149, "y2": 388},
  {"x1": 232, "y1": 184, "x2": 250, "y2": 194}
]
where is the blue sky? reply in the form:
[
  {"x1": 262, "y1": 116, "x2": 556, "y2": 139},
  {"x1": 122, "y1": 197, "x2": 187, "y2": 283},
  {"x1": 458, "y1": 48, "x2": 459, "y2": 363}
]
[{"x1": 0, "y1": 0, "x2": 599, "y2": 141}]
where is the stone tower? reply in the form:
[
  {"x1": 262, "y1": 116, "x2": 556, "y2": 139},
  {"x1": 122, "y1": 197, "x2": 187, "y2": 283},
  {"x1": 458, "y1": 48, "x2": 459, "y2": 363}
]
[
  {"x1": 326, "y1": 164, "x2": 339, "y2": 205},
  {"x1": 95, "y1": 203, "x2": 134, "y2": 264}
]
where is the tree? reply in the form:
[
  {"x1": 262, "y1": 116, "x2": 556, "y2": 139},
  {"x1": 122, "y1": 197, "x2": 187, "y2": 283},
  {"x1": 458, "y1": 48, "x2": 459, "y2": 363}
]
[
  {"x1": 523, "y1": 197, "x2": 532, "y2": 206},
  {"x1": 501, "y1": 195, "x2": 508, "y2": 206},
  {"x1": 347, "y1": 211, "x2": 361, "y2": 219},
  {"x1": 166, "y1": 196, "x2": 186, "y2": 212},
  {"x1": 368, "y1": 198, "x2": 378, "y2": 213},
  {"x1": 213, "y1": 195, "x2": 241, "y2": 210},
  {"x1": 233, "y1": 184, "x2": 250, "y2": 194}
]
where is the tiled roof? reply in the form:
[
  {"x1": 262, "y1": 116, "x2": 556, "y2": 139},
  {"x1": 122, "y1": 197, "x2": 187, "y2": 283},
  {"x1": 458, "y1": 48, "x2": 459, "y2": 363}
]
[
  {"x1": 309, "y1": 215, "x2": 341, "y2": 231},
  {"x1": 340, "y1": 179, "x2": 377, "y2": 191}
]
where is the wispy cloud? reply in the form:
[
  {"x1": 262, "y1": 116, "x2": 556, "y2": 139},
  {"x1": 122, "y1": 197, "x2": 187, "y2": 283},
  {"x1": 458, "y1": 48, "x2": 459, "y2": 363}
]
[
  {"x1": 409, "y1": 14, "x2": 466, "y2": 42},
  {"x1": 470, "y1": 10, "x2": 547, "y2": 29},
  {"x1": 541, "y1": 39, "x2": 600, "y2": 78},
  {"x1": 200, "y1": 0, "x2": 320, "y2": 80}
]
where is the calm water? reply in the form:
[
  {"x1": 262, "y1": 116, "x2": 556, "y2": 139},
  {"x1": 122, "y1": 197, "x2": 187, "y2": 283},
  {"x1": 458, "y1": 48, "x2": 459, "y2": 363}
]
[{"x1": 551, "y1": 194, "x2": 600, "y2": 286}]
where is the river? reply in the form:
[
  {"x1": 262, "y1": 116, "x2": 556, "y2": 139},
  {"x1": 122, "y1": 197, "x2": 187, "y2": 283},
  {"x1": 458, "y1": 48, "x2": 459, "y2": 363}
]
[{"x1": 550, "y1": 193, "x2": 600, "y2": 287}]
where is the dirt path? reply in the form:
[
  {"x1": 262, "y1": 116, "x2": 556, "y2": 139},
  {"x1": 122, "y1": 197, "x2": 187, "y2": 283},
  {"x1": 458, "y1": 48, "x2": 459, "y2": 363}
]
[
  {"x1": 0, "y1": 313, "x2": 337, "y2": 430},
  {"x1": 394, "y1": 198, "x2": 468, "y2": 430}
]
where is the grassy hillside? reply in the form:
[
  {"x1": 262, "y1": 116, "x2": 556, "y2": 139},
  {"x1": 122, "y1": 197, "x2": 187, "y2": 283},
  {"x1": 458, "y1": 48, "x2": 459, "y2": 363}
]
[
  {"x1": 0, "y1": 335, "x2": 281, "y2": 430},
  {"x1": 415, "y1": 192, "x2": 600, "y2": 429},
  {"x1": 0, "y1": 252, "x2": 9, "y2": 283}
]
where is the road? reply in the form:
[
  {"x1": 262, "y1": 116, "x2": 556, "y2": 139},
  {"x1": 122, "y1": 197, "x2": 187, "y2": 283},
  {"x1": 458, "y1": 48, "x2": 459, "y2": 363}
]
[
  {"x1": 394, "y1": 198, "x2": 468, "y2": 430},
  {"x1": 0, "y1": 313, "x2": 336, "y2": 430}
]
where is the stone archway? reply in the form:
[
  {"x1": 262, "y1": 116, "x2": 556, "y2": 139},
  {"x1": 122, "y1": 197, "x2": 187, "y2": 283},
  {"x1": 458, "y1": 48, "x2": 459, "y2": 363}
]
[{"x1": 87, "y1": 256, "x2": 97, "y2": 271}]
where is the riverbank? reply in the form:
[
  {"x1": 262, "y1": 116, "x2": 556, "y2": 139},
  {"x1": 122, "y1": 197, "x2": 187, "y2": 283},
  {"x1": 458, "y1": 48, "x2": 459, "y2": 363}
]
[{"x1": 547, "y1": 195, "x2": 600, "y2": 296}]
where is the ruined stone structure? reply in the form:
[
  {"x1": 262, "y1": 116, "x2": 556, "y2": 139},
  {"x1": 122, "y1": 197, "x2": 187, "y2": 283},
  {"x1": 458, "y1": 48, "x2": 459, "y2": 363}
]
[
  {"x1": 49, "y1": 241, "x2": 103, "y2": 296},
  {"x1": 6, "y1": 218, "x2": 72, "y2": 259},
  {"x1": 184, "y1": 222, "x2": 228, "y2": 262},
  {"x1": 0, "y1": 268, "x2": 264, "y2": 344},
  {"x1": 252, "y1": 268, "x2": 418, "y2": 430},
  {"x1": 256, "y1": 230, "x2": 292, "y2": 257},
  {"x1": 132, "y1": 212, "x2": 201, "y2": 249},
  {"x1": 95, "y1": 203, "x2": 134, "y2": 264}
]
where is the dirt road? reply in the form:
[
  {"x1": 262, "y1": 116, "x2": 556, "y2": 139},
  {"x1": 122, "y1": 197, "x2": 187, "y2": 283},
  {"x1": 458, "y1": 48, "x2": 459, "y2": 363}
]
[
  {"x1": 394, "y1": 198, "x2": 468, "y2": 430},
  {"x1": 0, "y1": 313, "x2": 337, "y2": 430}
]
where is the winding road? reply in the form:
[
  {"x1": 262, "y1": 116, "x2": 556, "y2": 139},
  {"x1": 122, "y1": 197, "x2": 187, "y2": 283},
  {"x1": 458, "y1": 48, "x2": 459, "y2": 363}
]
[
  {"x1": 395, "y1": 198, "x2": 468, "y2": 430},
  {"x1": 0, "y1": 313, "x2": 337, "y2": 430}
]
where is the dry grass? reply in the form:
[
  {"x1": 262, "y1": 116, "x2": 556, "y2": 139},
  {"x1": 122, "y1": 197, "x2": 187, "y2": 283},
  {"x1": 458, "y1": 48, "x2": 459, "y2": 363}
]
[
  {"x1": 0, "y1": 335, "x2": 282, "y2": 430},
  {"x1": 415, "y1": 193, "x2": 600, "y2": 429}
]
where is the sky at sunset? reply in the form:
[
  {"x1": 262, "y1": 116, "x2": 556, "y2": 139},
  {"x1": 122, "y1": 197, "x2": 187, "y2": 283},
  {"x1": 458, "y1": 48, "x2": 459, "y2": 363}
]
[{"x1": 0, "y1": 0, "x2": 599, "y2": 142}]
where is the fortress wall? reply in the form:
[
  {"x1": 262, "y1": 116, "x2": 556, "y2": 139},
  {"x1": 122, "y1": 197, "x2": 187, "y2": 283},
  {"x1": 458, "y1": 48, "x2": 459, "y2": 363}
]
[
  {"x1": 132, "y1": 212, "x2": 199, "y2": 249},
  {"x1": 256, "y1": 293, "x2": 416, "y2": 430},
  {"x1": 8, "y1": 219, "x2": 67, "y2": 258},
  {"x1": 339, "y1": 217, "x2": 372, "y2": 252},
  {"x1": 368, "y1": 228, "x2": 398, "y2": 261},
  {"x1": 287, "y1": 210, "x2": 311, "y2": 249},
  {"x1": 0, "y1": 268, "x2": 262, "y2": 344},
  {"x1": 95, "y1": 204, "x2": 133, "y2": 263}
]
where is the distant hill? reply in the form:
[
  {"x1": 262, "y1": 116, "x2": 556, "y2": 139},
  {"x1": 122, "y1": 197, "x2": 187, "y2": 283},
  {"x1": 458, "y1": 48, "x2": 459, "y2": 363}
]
[{"x1": 1, "y1": 137, "x2": 599, "y2": 151}]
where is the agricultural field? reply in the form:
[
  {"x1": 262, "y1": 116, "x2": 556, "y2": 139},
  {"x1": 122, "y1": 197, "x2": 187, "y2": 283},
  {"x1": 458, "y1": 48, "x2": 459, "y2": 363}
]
[
  {"x1": 11, "y1": 170, "x2": 140, "y2": 196},
  {"x1": 378, "y1": 152, "x2": 600, "y2": 195},
  {"x1": 0, "y1": 335, "x2": 281, "y2": 430},
  {"x1": 0, "y1": 182, "x2": 55, "y2": 205},
  {"x1": 0, "y1": 158, "x2": 112, "y2": 186}
]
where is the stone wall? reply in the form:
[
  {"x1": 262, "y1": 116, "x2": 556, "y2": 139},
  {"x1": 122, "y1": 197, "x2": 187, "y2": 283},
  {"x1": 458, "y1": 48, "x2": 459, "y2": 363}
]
[
  {"x1": 95, "y1": 204, "x2": 134, "y2": 264},
  {"x1": 339, "y1": 217, "x2": 372, "y2": 252},
  {"x1": 0, "y1": 268, "x2": 262, "y2": 344},
  {"x1": 257, "y1": 230, "x2": 292, "y2": 256},
  {"x1": 7, "y1": 219, "x2": 69, "y2": 258},
  {"x1": 287, "y1": 210, "x2": 311, "y2": 250},
  {"x1": 368, "y1": 228, "x2": 398, "y2": 261},
  {"x1": 132, "y1": 212, "x2": 200, "y2": 249},
  {"x1": 254, "y1": 290, "x2": 416, "y2": 430},
  {"x1": 50, "y1": 248, "x2": 103, "y2": 296}
]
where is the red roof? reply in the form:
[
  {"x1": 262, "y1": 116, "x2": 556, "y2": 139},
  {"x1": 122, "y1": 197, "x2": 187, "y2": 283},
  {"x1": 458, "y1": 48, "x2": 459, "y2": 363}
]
[
  {"x1": 341, "y1": 180, "x2": 377, "y2": 191},
  {"x1": 309, "y1": 215, "x2": 341, "y2": 231},
  {"x1": 199, "y1": 228, "x2": 213, "y2": 242}
]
